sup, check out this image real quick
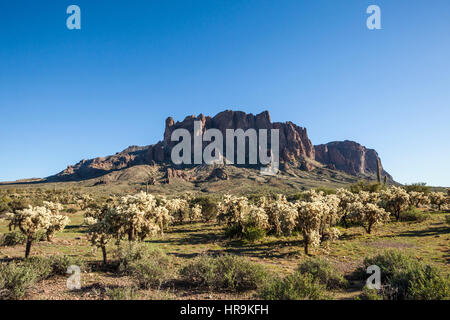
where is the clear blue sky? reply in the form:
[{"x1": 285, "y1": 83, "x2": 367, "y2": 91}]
[{"x1": 0, "y1": 0, "x2": 449, "y2": 186}]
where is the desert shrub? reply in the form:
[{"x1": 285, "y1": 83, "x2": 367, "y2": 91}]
[
  {"x1": 65, "y1": 208, "x2": 77, "y2": 214},
  {"x1": 0, "y1": 262, "x2": 38, "y2": 300},
  {"x1": 180, "y1": 254, "x2": 268, "y2": 292},
  {"x1": 0, "y1": 256, "x2": 59, "y2": 300},
  {"x1": 314, "y1": 187, "x2": 336, "y2": 195},
  {"x1": 191, "y1": 196, "x2": 218, "y2": 222},
  {"x1": 356, "y1": 286, "x2": 383, "y2": 300},
  {"x1": 106, "y1": 286, "x2": 140, "y2": 300},
  {"x1": 48, "y1": 255, "x2": 85, "y2": 276},
  {"x1": 404, "y1": 183, "x2": 430, "y2": 194},
  {"x1": 22, "y1": 257, "x2": 53, "y2": 280},
  {"x1": 0, "y1": 231, "x2": 26, "y2": 246},
  {"x1": 117, "y1": 242, "x2": 172, "y2": 289},
  {"x1": 224, "y1": 224, "x2": 243, "y2": 239},
  {"x1": 258, "y1": 272, "x2": 328, "y2": 300},
  {"x1": 349, "y1": 181, "x2": 383, "y2": 193},
  {"x1": 445, "y1": 215, "x2": 450, "y2": 225},
  {"x1": 400, "y1": 207, "x2": 429, "y2": 223},
  {"x1": 129, "y1": 261, "x2": 170, "y2": 289},
  {"x1": 242, "y1": 226, "x2": 266, "y2": 242},
  {"x1": 356, "y1": 251, "x2": 449, "y2": 300},
  {"x1": 297, "y1": 258, "x2": 348, "y2": 289},
  {"x1": 0, "y1": 202, "x2": 10, "y2": 215}
]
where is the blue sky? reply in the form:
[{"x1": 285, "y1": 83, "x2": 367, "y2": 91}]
[{"x1": 0, "y1": 0, "x2": 449, "y2": 186}]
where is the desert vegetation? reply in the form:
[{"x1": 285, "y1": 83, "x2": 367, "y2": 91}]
[{"x1": 0, "y1": 182, "x2": 448, "y2": 300}]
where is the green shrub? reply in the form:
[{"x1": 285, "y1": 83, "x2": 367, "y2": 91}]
[
  {"x1": 258, "y1": 273, "x2": 328, "y2": 300},
  {"x1": 129, "y1": 261, "x2": 171, "y2": 289},
  {"x1": 181, "y1": 254, "x2": 268, "y2": 292},
  {"x1": 0, "y1": 232, "x2": 26, "y2": 246},
  {"x1": 116, "y1": 242, "x2": 172, "y2": 289},
  {"x1": 243, "y1": 226, "x2": 266, "y2": 242},
  {"x1": 356, "y1": 286, "x2": 383, "y2": 300},
  {"x1": 356, "y1": 250, "x2": 449, "y2": 300},
  {"x1": 106, "y1": 287, "x2": 140, "y2": 300},
  {"x1": 65, "y1": 208, "x2": 77, "y2": 214},
  {"x1": 445, "y1": 215, "x2": 450, "y2": 225},
  {"x1": 400, "y1": 207, "x2": 428, "y2": 223},
  {"x1": 0, "y1": 263, "x2": 38, "y2": 299},
  {"x1": 48, "y1": 255, "x2": 85, "y2": 276},
  {"x1": 224, "y1": 224, "x2": 243, "y2": 239},
  {"x1": 23, "y1": 257, "x2": 52, "y2": 280},
  {"x1": 297, "y1": 258, "x2": 348, "y2": 289},
  {"x1": 191, "y1": 196, "x2": 218, "y2": 222}
]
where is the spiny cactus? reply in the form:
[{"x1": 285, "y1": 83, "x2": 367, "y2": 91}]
[{"x1": 376, "y1": 159, "x2": 381, "y2": 184}]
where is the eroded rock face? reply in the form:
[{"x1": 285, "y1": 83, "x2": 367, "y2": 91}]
[
  {"x1": 314, "y1": 140, "x2": 392, "y2": 179},
  {"x1": 147, "y1": 110, "x2": 315, "y2": 165},
  {"x1": 46, "y1": 110, "x2": 393, "y2": 182}
]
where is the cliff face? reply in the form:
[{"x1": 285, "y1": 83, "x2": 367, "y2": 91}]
[
  {"x1": 314, "y1": 141, "x2": 392, "y2": 180},
  {"x1": 146, "y1": 110, "x2": 314, "y2": 164},
  {"x1": 47, "y1": 110, "x2": 393, "y2": 182}
]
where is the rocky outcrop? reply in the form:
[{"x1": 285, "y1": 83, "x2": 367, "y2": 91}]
[
  {"x1": 314, "y1": 140, "x2": 392, "y2": 179},
  {"x1": 147, "y1": 110, "x2": 315, "y2": 164},
  {"x1": 208, "y1": 168, "x2": 229, "y2": 181},
  {"x1": 47, "y1": 146, "x2": 148, "y2": 182},
  {"x1": 46, "y1": 110, "x2": 393, "y2": 182}
]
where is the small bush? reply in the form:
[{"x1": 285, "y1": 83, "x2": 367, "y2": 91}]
[
  {"x1": 243, "y1": 226, "x2": 266, "y2": 242},
  {"x1": 0, "y1": 232, "x2": 26, "y2": 246},
  {"x1": 116, "y1": 242, "x2": 172, "y2": 289},
  {"x1": 48, "y1": 255, "x2": 85, "y2": 276},
  {"x1": 224, "y1": 225, "x2": 243, "y2": 239},
  {"x1": 258, "y1": 273, "x2": 328, "y2": 300},
  {"x1": 400, "y1": 207, "x2": 428, "y2": 223},
  {"x1": 191, "y1": 196, "x2": 217, "y2": 222},
  {"x1": 356, "y1": 250, "x2": 449, "y2": 300},
  {"x1": 445, "y1": 215, "x2": 450, "y2": 225},
  {"x1": 65, "y1": 208, "x2": 77, "y2": 214},
  {"x1": 106, "y1": 287, "x2": 140, "y2": 300},
  {"x1": 130, "y1": 261, "x2": 170, "y2": 289},
  {"x1": 297, "y1": 258, "x2": 348, "y2": 289},
  {"x1": 23, "y1": 257, "x2": 52, "y2": 280},
  {"x1": 181, "y1": 254, "x2": 268, "y2": 292},
  {"x1": 0, "y1": 263, "x2": 38, "y2": 300},
  {"x1": 356, "y1": 286, "x2": 383, "y2": 300}
]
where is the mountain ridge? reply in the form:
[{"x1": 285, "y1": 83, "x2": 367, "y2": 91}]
[{"x1": 44, "y1": 110, "x2": 393, "y2": 184}]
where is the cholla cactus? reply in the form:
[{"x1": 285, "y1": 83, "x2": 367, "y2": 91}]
[
  {"x1": 6, "y1": 205, "x2": 52, "y2": 257},
  {"x1": 336, "y1": 188, "x2": 357, "y2": 227},
  {"x1": 264, "y1": 195, "x2": 298, "y2": 235},
  {"x1": 349, "y1": 202, "x2": 389, "y2": 234},
  {"x1": 107, "y1": 192, "x2": 162, "y2": 241},
  {"x1": 43, "y1": 201, "x2": 63, "y2": 214},
  {"x1": 45, "y1": 214, "x2": 70, "y2": 242},
  {"x1": 380, "y1": 186, "x2": 410, "y2": 221},
  {"x1": 77, "y1": 194, "x2": 95, "y2": 210},
  {"x1": 217, "y1": 194, "x2": 269, "y2": 235},
  {"x1": 408, "y1": 191, "x2": 430, "y2": 208},
  {"x1": 87, "y1": 219, "x2": 113, "y2": 264},
  {"x1": 189, "y1": 204, "x2": 203, "y2": 222},
  {"x1": 163, "y1": 197, "x2": 190, "y2": 224},
  {"x1": 428, "y1": 192, "x2": 448, "y2": 211},
  {"x1": 43, "y1": 201, "x2": 70, "y2": 241},
  {"x1": 302, "y1": 189, "x2": 325, "y2": 202},
  {"x1": 295, "y1": 201, "x2": 325, "y2": 255}
]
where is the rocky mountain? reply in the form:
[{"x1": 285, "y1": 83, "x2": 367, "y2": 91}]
[{"x1": 46, "y1": 110, "x2": 392, "y2": 183}]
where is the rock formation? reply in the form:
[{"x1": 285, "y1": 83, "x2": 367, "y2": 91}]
[{"x1": 46, "y1": 110, "x2": 393, "y2": 182}]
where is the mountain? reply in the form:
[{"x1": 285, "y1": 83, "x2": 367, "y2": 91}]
[{"x1": 45, "y1": 110, "x2": 392, "y2": 185}]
